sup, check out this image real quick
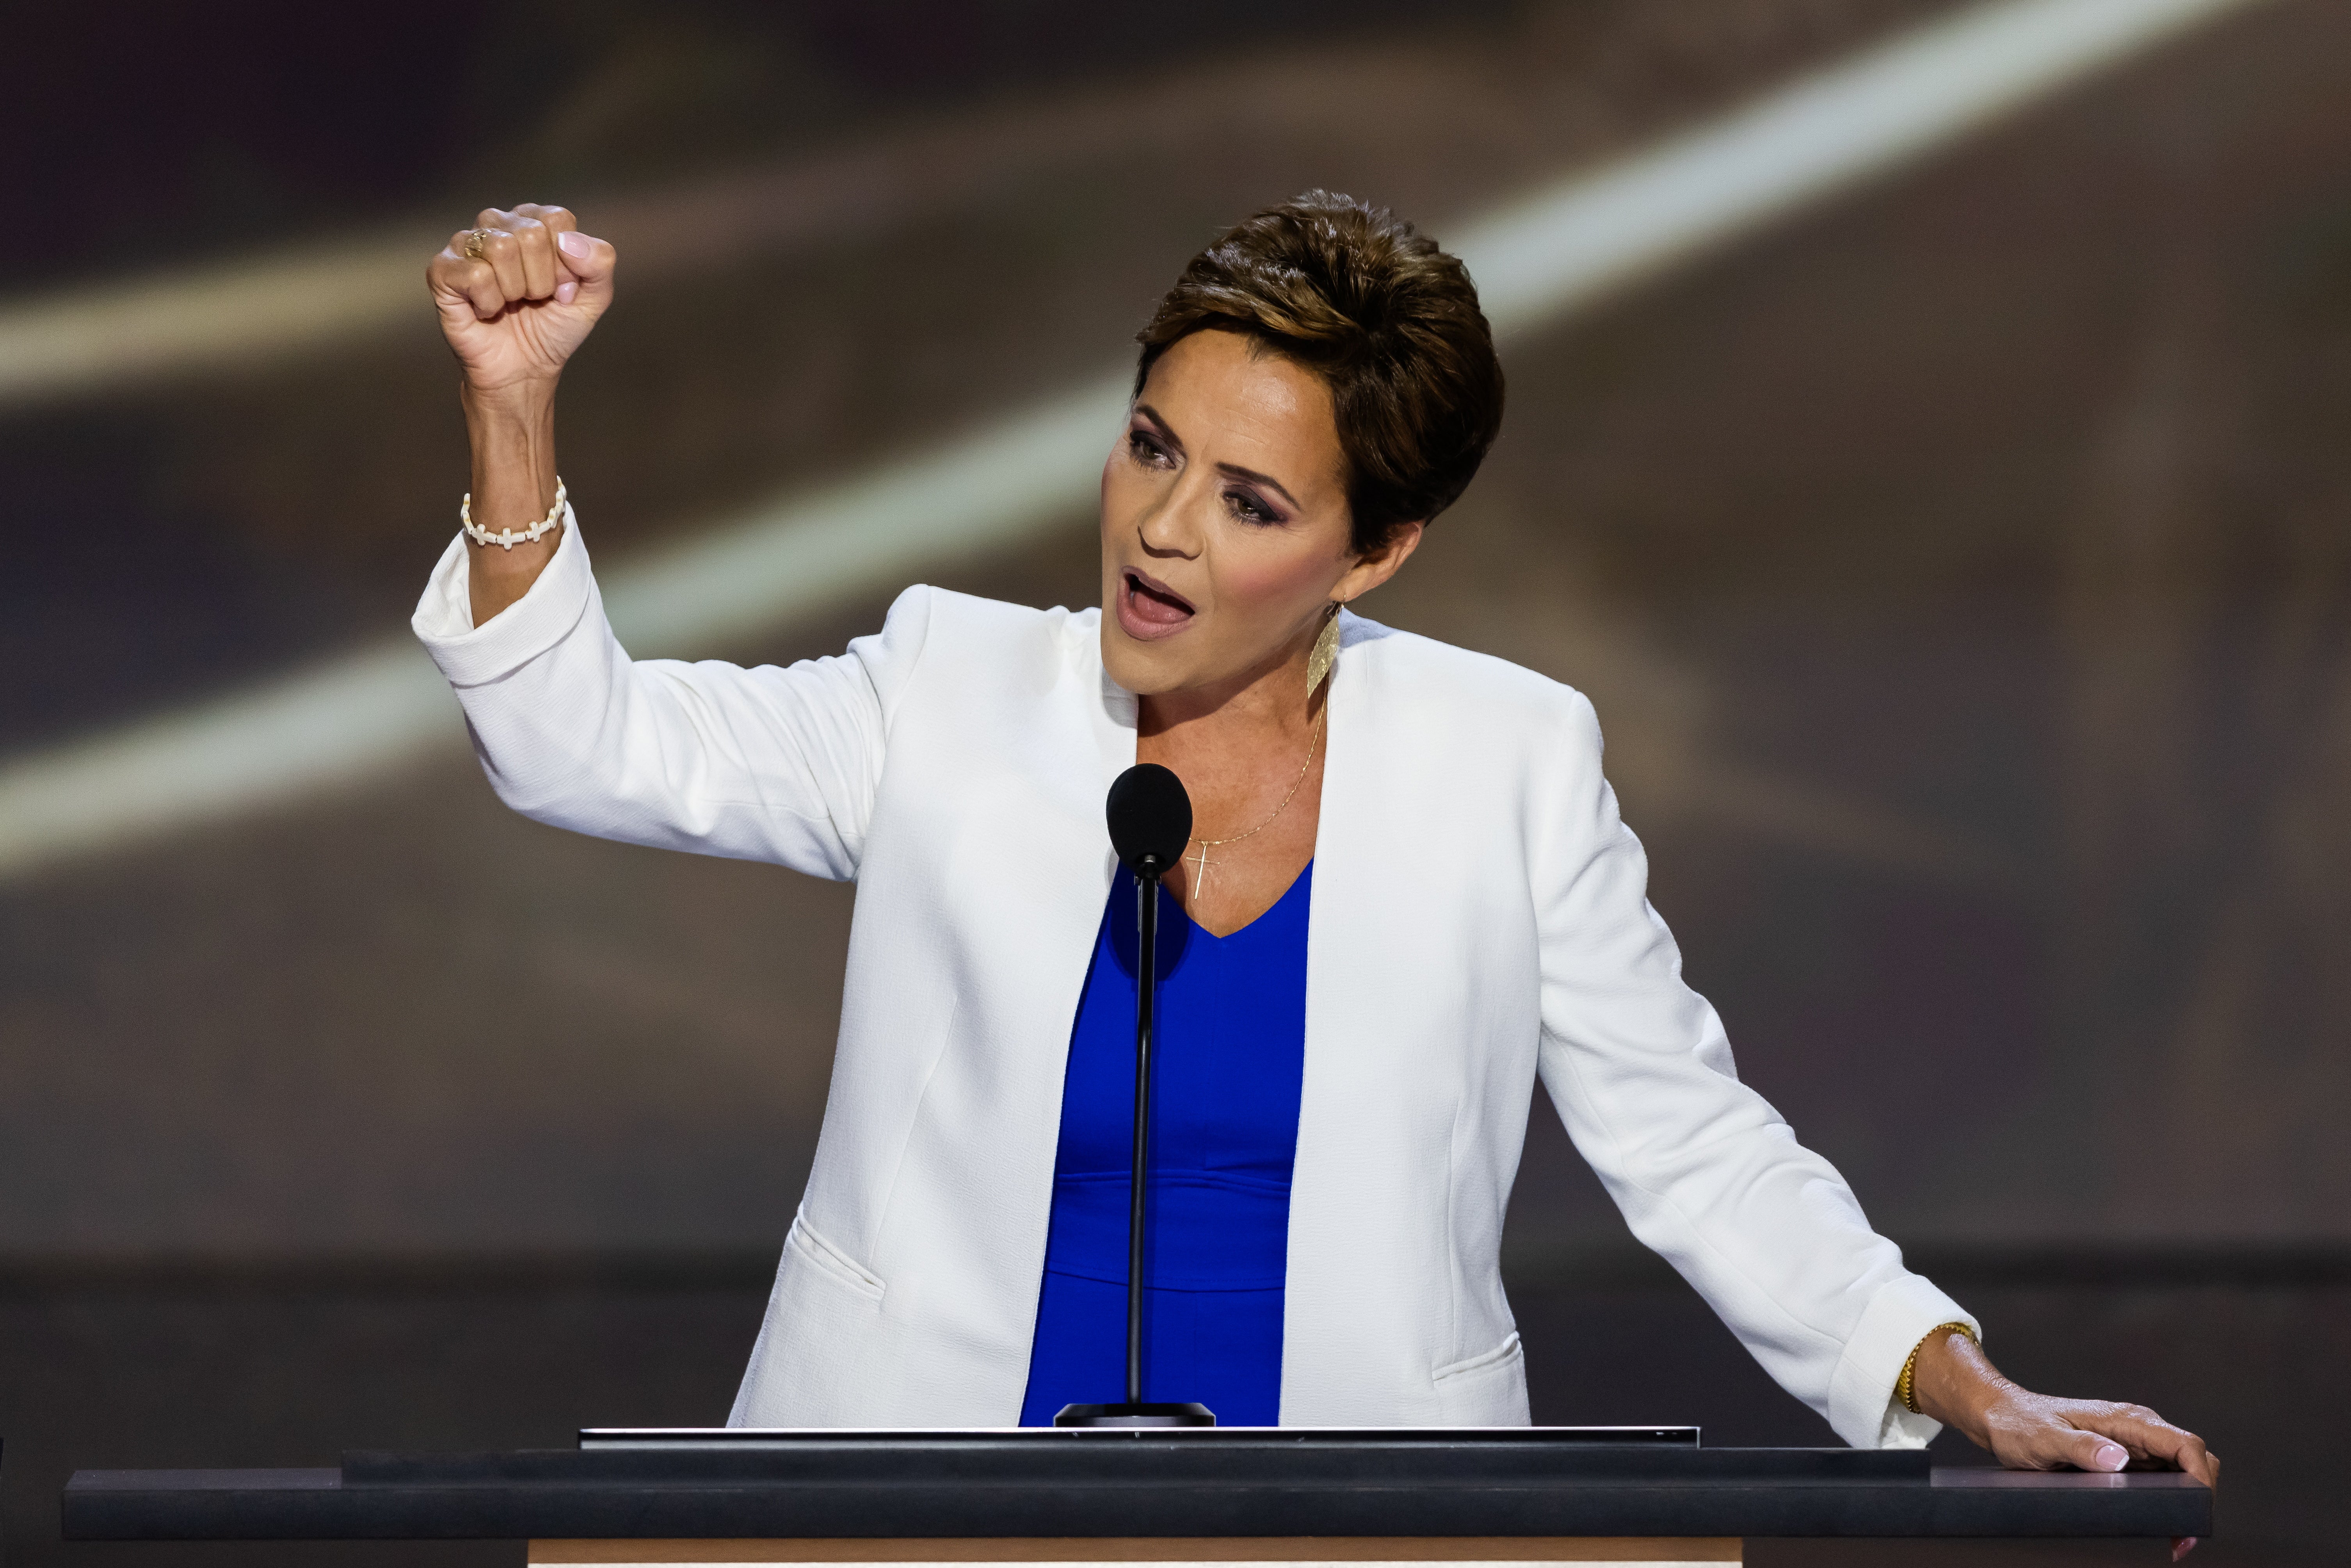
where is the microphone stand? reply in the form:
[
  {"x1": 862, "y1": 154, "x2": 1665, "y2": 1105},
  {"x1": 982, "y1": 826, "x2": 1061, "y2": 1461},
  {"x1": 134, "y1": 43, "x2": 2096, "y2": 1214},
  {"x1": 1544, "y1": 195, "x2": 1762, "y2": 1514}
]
[
  {"x1": 1125, "y1": 853, "x2": 1161, "y2": 1409},
  {"x1": 1055, "y1": 850, "x2": 1214, "y2": 1428}
]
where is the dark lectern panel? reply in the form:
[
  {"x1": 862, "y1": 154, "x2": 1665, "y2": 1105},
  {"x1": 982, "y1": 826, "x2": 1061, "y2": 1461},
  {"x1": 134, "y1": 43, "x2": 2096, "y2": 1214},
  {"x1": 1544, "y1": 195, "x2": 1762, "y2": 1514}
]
[
  {"x1": 1926, "y1": 1468, "x2": 2213, "y2": 1537},
  {"x1": 63, "y1": 1436, "x2": 2209, "y2": 1543}
]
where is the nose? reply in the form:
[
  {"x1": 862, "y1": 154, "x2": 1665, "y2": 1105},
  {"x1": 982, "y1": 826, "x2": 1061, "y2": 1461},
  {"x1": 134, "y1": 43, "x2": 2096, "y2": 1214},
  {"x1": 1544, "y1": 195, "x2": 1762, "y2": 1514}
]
[{"x1": 1136, "y1": 473, "x2": 1205, "y2": 561}]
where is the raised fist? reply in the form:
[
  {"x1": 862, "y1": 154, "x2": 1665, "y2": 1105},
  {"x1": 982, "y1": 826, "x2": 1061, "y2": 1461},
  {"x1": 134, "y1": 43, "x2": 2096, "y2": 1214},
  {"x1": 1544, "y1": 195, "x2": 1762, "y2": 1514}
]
[{"x1": 427, "y1": 203, "x2": 616, "y2": 394}]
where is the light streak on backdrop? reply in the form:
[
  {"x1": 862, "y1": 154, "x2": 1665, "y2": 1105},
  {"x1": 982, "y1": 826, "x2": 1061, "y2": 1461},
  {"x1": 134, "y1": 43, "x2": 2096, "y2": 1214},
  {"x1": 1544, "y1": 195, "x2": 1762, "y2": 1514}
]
[
  {"x1": 0, "y1": 70, "x2": 1342, "y2": 412},
  {"x1": 0, "y1": 0, "x2": 2273, "y2": 880}
]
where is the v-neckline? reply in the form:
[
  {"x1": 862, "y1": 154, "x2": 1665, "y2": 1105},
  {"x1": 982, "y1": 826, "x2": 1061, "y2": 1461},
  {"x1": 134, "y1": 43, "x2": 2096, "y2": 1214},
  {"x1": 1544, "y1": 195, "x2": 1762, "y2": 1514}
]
[{"x1": 1181, "y1": 858, "x2": 1314, "y2": 944}]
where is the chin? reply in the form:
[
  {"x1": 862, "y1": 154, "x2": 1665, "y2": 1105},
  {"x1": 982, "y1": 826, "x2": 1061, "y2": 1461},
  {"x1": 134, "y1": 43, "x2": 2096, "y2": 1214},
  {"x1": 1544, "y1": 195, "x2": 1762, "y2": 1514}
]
[{"x1": 1099, "y1": 623, "x2": 1186, "y2": 697}]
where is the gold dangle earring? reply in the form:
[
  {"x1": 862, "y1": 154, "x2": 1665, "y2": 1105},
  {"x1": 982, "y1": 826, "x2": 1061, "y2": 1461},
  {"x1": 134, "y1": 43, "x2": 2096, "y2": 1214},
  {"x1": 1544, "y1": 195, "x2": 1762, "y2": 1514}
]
[{"x1": 1307, "y1": 601, "x2": 1342, "y2": 693}]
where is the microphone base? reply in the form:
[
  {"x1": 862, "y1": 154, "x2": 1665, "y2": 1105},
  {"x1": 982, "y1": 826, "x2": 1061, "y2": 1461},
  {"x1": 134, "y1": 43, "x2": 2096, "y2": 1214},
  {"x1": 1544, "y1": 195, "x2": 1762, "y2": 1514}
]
[{"x1": 1053, "y1": 1402, "x2": 1216, "y2": 1428}]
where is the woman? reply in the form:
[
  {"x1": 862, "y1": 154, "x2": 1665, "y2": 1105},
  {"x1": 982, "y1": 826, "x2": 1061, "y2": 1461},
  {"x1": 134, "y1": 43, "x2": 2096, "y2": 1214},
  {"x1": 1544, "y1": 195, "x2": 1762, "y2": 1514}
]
[{"x1": 417, "y1": 193, "x2": 2215, "y2": 1486}]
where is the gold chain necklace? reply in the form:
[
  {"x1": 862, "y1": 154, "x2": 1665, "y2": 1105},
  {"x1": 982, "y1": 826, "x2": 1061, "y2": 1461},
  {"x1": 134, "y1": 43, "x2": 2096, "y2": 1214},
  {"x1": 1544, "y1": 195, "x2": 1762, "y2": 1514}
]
[{"x1": 1182, "y1": 706, "x2": 1326, "y2": 907}]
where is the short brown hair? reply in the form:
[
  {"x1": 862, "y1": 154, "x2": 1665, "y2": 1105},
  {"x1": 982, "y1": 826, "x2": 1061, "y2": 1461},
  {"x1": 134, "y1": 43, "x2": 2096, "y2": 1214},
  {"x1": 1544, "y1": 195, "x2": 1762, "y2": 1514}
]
[{"x1": 1135, "y1": 191, "x2": 1504, "y2": 556}]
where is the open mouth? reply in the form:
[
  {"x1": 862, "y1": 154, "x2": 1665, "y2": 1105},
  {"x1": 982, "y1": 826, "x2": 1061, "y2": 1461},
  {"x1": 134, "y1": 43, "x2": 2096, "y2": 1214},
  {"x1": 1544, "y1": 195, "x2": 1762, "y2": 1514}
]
[{"x1": 1117, "y1": 568, "x2": 1196, "y2": 639}]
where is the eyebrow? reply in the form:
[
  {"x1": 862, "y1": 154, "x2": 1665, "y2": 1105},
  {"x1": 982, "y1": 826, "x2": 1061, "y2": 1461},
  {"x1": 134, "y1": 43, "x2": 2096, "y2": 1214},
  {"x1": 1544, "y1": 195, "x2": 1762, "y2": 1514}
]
[{"x1": 1133, "y1": 403, "x2": 1305, "y2": 512}]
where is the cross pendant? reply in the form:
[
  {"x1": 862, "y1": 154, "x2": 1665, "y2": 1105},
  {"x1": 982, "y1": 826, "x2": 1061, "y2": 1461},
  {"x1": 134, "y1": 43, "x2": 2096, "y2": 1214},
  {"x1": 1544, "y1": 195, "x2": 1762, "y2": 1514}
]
[{"x1": 1185, "y1": 842, "x2": 1216, "y2": 901}]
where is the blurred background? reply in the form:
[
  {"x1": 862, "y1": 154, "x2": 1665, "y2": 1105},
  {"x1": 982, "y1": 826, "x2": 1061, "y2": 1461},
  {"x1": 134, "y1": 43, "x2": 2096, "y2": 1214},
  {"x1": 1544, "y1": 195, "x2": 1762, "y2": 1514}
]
[{"x1": 2, "y1": 0, "x2": 2346, "y2": 1563}]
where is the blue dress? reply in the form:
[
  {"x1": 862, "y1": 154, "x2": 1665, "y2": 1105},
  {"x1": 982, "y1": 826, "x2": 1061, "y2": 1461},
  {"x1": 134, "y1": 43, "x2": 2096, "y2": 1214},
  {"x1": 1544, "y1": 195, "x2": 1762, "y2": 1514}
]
[{"x1": 1017, "y1": 862, "x2": 1312, "y2": 1428}]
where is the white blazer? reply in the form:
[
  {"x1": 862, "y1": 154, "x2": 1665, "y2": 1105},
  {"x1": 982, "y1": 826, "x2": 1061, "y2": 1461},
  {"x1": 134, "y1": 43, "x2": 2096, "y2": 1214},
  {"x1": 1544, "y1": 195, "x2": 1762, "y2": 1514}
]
[{"x1": 413, "y1": 516, "x2": 1974, "y2": 1447}]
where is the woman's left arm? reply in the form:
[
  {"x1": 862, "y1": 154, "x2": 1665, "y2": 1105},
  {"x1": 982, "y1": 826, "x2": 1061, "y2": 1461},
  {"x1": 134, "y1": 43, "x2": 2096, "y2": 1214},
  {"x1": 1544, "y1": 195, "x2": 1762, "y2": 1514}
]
[
  {"x1": 1529, "y1": 687, "x2": 1975, "y2": 1448},
  {"x1": 1910, "y1": 1325, "x2": 2220, "y2": 1483},
  {"x1": 1526, "y1": 685, "x2": 2218, "y2": 1493}
]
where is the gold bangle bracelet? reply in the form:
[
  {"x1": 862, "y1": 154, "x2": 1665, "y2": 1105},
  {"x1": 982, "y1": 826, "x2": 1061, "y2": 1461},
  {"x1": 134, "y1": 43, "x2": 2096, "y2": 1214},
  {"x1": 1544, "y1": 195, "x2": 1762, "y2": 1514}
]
[{"x1": 1897, "y1": 1321, "x2": 1978, "y2": 1414}]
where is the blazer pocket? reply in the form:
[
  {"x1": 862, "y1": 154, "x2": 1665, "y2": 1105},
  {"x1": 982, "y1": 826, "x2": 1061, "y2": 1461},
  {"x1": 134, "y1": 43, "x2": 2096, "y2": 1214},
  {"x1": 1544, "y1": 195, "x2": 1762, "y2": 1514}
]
[
  {"x1": 784, "y1": 1211, "x2": 887, "y2": 1304},
  {"x1": 1433, "y1": 1331, "x2": 1524, "y2": 1386}
]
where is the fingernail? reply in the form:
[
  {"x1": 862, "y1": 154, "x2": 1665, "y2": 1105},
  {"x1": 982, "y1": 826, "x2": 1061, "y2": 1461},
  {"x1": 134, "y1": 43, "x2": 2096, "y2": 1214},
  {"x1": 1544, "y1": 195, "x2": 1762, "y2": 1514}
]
[
  {"x1": 555, "y1": 281, "x2": 578, "y2": 304},
  {"x1": 2095, "y1": 1442, "x2": 2128, "y2": 1471},
  {"x1": 2173, "y1": 1536, "x2": 2198, "y2": 1561},
  {"x1": 557, "y1": 230, "x2": 590, "y2": 258}
]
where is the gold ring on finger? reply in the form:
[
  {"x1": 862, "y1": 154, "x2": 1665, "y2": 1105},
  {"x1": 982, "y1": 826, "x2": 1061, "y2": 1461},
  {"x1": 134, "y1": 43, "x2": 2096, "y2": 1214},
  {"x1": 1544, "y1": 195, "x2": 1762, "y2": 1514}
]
[{"x1": 462, "y1": 228, "x2": 495, "y2": 260}]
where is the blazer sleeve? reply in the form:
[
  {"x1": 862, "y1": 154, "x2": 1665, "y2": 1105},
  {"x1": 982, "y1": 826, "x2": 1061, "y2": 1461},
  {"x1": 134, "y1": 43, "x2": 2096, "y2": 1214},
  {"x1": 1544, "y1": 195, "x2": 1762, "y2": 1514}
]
[
  {"x1": 409, "y1": 511, "x2": 929, "y2": 879},
  {"x1": 1529, "y1": 688, "x2": 1976, "y2": 1449}
]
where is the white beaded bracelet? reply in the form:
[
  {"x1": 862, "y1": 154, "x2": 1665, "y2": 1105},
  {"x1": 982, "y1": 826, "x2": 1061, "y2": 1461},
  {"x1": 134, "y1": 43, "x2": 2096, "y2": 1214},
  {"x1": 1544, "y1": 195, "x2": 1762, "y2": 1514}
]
[{"x1": 462, "y1": 479, "x2": 567, "y2": 550}]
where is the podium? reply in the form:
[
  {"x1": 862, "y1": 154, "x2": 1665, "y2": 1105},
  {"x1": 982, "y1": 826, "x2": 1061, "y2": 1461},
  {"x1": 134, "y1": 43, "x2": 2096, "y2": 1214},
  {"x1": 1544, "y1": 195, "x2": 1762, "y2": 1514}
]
[{"x1": 62, "y1": 1427, "x2": 2210, "y2": 1565}]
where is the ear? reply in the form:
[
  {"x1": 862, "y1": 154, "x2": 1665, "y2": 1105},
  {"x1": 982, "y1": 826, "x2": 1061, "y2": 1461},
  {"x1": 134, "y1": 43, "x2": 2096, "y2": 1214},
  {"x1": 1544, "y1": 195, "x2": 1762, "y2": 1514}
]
[{"x1": 1332, "y1": 520, "x2": 1425, "y2": 601}]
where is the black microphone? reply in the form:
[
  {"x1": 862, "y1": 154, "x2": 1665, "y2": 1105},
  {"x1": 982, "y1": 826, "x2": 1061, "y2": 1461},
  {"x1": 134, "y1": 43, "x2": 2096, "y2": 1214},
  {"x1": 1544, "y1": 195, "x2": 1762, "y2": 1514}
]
[
  {"x1": 1106, "y1": 762, "x2": 1191, "y2": 877},
  {"x1": 1056, "y1": 766, "x2": 1215, "y2": 1429}
]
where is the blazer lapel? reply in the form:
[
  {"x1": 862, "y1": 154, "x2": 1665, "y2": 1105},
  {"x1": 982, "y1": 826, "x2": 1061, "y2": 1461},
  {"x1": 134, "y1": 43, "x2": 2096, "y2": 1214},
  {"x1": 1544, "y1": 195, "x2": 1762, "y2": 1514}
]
[{"x1": 1282, "y1": 610, "x2": 1447, "y2": 1421}]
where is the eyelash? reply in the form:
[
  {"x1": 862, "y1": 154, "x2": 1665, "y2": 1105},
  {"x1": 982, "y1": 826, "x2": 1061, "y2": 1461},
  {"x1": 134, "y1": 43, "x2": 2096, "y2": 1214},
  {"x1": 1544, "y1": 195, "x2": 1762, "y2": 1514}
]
[
  {"x1": 1127, "y1": 429, "x2": 1282, "y2": 525},
  {"x1": 1225, "y1": 489, "x2": 1276, "y2": 524}
]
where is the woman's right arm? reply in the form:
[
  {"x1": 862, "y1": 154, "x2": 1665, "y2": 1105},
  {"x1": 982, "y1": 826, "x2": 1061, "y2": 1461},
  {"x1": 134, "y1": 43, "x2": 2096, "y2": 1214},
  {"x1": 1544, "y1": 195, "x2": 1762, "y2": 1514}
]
[
  {"x1": 425, "y1": 203, "x2": 611, "y2": 626},
  {"x1": 414, "y1": 205, "x2": 929, "y2": 879}
]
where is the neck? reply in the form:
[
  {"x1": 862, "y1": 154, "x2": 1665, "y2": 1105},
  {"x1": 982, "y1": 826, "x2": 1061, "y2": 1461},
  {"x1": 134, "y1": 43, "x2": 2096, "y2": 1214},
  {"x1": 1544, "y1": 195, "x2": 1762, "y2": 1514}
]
[{"x1": 1138, "y1": 618, "x2": 1325, "y2": 743}]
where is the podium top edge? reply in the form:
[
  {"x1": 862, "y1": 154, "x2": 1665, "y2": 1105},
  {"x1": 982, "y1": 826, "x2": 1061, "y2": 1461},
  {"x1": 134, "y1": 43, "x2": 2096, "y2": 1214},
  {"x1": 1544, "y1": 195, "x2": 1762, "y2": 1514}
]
[{"x1": 576, "y1": 1428, "x2": 1703, "y2": 1448}]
